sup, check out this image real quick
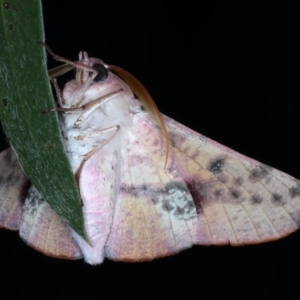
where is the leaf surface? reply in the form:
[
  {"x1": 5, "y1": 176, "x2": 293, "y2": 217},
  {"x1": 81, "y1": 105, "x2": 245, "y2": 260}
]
[{"x1": 0, "y1": 0, "x2": 87, "y2": 241}]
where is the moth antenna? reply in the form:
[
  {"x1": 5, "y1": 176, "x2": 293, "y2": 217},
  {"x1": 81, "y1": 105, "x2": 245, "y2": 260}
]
[
  {"x1": 48, "y1": 64, "x2": 75, "y2": 78},
  {"x1": 109, "y1": 65, "x2": 169, "y2": 167}
]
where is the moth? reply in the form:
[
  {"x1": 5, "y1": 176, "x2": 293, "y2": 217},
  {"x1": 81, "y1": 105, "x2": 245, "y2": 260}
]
[{"x1": 1, "y1": 47, "x2": 300, "y2": 265}]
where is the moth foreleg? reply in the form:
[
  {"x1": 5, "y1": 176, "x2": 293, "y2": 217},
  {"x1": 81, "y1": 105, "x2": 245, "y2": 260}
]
[
  {"x1": 51, "y1": 77, "x2": 66, "y2": 107},
  {"x1": 75, "y1": 125, "x2": 120, "y2": 180},
  {"x1": 75, "y1": 125, "x2": 120, "y2": 141},
  {"x1": 45, "y1": 78, "x2": 81, "y2": 114},
  {"x1": 43, "y1": 43, "x2": 99, "y2": 108},
  {"x1": 43, "y1": 43, "x2": 96, "y2": 75},
  {"x1": 82, "y1": 125, "x2": 120, "y2": 160},
  {"x1": 74, "y1": 89, "x2": 123, "y2": 127}
]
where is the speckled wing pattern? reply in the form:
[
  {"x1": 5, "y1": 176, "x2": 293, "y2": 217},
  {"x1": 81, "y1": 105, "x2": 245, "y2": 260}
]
[
  {"x1": 104, "y1": 111, "x2": 300, "y2": 261},
  {"x1": 0, "y1": 148, "x2": 81, "y2": 259},
  {"x1": 2, "y1": 108, "x2": 300, "y2": 262},
  {"x1": 165, "y1": 116, "x2": 300, "y2": 246}
]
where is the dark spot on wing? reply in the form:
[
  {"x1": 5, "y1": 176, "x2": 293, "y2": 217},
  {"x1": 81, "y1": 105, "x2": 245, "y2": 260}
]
[
  {"x1": 120, "y1": 185, "x2": 138, "y2": 197},
  {"x1": 214, "y1": 189, "x2": 223, "y2": 197},
  {"x1": 235, "y1": 177, "x2": 243, "y2": 186},
  {"x1": 8, "y1": 24, "x2": 13, "y2": 30},
  {"x1": 140, "y1": 105, "x2": 145, "y2": 111},
  {"x1": 23, "y1": 187, "x2": 44, "y2": 216},
  {"x1": 249, "y1": 166, "x2": 268, "y2": 182},
  {"x1": 151, "y1": 197, "x2": 159, "y2": 205},
  {"x1": 162, "y1": 200, "x2": 174, "y2": 212},
  {"x1": 183, "y1": 201, "x2": 195, "y2": 214},
  {"x1": 251, "y1": 194, "x2": 263, "y2": 205},
  {"x1": 169, "y1": 131, "x2": 186, "y2": 148},
  {"x1": 141, "y1": 184, "x2": 147, "y2": 191},
  {"x1": 13, "y1": 5, "x2": 18, "y2": 11},
  {"x1": 218, "y1": 174, "x2": 228, "y2": 184},
  {"x1": 289, "y1": 184, "x2": 300, "y2": 198},
  {"x1": 4, "y1": 2, "x2": 9, "y2": 9},
  {"x1": 174, "y1": 206, "x2": 185, "y2": 216},
  {"x1": 208, "y1": 157, "x2": 225, "y2": 174},
  {"x1": 2, "y1": 98, "x2": 8, "y2": 106},
  {"x1": 230, "y1": 189, "x2": 240, "y2": 199},
  {"x1": 272, "y1": 193, "x2": 283, "y2": 203},
  {"x1": 18, "y1": 181, "x2": 31, "y2": 206},
  {"x1": 152, "y1": 139, "x2": 159, "y2": 147},
  {"x1": 120, "y1": 183, "x2": 161, "y2": 201}
]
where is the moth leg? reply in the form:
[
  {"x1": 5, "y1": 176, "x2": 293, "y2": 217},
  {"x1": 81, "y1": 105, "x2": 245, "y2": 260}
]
[
  {"x1": 75, "y1": 125, "x2": 120, "y2": 181},
  {"x1": 43, "y1": 43, "x2": 100, "y2": 108},
  {"x1": 51, "y1": 77, "x2": 65, "y2": 107},
  {"x1": 42, "y1": 43, "x2": 96, "y2": 74},
  {"x1": 75, "y1": 125, "x2": 119, "y2": 141},
  {"x1": 45, "y1": 78, "x2": 81, "y2": 114},
  {"x1": 74, "y1": 89, "x2": 123, "y2": 127}
]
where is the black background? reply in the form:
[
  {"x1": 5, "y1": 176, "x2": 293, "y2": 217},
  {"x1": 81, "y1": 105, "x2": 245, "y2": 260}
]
[{"x1": 1, "y1": 1, "x2": 299, "y2": 297}]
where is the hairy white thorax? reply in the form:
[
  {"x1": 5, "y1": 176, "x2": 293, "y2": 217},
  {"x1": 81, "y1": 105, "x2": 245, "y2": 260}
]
[{"x1": 61, "y1": 54, "x2": 134, "y2": 174}]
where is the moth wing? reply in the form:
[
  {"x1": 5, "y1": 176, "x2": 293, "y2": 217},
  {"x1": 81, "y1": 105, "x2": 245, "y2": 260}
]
[
  {"x1": 0, "y1": 148, "x2": 82, "y2": 260},
  {"x1": 165, "y1": 115, "x2": 300, "y2": 245},
  {"x1": 106, "y1": 111, "x2": 300, "y2": 262},
  {"x1": 105, "y1": 112, "x2": 198, "y2": 262},
  {"x1": 0, "y1": 148, "x2": 30, "y2": 230},
  {"x1": 20, "y1": 186, "x2": 82, "y2": 259}
]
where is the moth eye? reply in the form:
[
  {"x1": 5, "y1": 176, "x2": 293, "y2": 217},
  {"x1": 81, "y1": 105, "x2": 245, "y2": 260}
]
[{"x1": 90, "y1": 63, "x2": 108, "y2": 82}]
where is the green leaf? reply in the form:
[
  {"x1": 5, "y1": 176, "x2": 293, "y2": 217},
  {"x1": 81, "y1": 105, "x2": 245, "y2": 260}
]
[{"x1": 0, "y1": 0, "x2": 88, "y2": 241}]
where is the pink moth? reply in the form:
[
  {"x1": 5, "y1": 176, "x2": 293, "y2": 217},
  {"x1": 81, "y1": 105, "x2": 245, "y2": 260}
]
[{"x1": 1, "y1": 47, "x2": 300, "y2": 265}]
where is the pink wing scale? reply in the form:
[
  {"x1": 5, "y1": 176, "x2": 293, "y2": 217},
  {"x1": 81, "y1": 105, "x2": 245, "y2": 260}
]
[{"x1": 0, "y1": 148, "x2": 30, "y2": 230}]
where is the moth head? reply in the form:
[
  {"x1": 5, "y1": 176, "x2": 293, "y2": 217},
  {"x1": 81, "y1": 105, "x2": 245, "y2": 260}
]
[{"x1": 76, "y1": 51, "x2": 108, "y2": 85}]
